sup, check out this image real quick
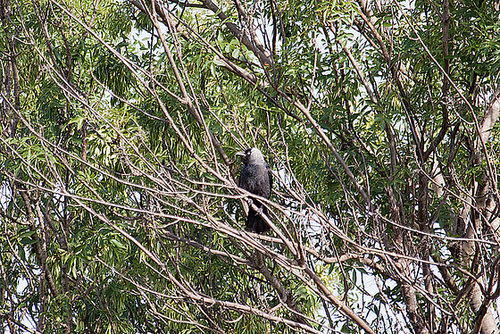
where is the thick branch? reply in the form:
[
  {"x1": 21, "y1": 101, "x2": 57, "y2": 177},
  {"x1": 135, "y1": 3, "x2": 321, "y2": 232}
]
[{"x1": 198, "y1": 0, "x2": 273, "y2": 67}]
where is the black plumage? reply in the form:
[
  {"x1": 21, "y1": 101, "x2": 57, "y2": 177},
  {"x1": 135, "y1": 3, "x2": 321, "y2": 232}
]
[{"x1": 236, "y1": 148, "x2": 273, "y2": 233}]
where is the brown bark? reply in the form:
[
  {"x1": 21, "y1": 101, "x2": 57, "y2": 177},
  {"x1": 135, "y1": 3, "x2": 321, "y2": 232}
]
[
  {"x1": 464, "y1": 86, "x2": 500, "y2": 334},
  {"x1": 0, "y1": 0, "x2": 20, "y2": 137},
  {"x1": 198, "y1": 0, "x2": 273, "y2": 68},
  {"x1": 402, "y1": 284, "x2": 430, "y2": 334}
]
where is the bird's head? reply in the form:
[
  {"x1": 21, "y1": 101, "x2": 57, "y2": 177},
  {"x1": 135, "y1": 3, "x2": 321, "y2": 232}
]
[{"x1": 236, "y1": 148, "x2": 265, "y2": 165}]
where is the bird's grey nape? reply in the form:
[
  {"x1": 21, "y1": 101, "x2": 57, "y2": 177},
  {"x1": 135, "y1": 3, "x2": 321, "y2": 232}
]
[{"x1": 236, "y1": 148, "x2": 273, "y2": 234}]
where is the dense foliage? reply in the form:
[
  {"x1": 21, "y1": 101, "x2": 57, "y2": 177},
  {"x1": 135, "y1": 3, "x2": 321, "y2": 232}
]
[{"x1": 1, "y1": 0, "x2": 500, "y2": 333}]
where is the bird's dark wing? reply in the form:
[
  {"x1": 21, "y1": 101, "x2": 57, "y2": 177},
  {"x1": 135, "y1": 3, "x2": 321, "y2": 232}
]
[
  {"x1": 266, "y1": 163, "x2": 273, "y2": 198},
  {"x1": 239, "y1": 165, "x2": 248, "y2": 189}
]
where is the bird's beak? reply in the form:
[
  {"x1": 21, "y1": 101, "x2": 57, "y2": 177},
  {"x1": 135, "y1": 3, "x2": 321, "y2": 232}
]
[{"x1": 235, "y1": 151, "x2": 245, "y2": 157}]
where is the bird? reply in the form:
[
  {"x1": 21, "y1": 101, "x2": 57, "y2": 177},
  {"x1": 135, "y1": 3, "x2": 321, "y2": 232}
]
[{"x1": 236, "y1": 148, "x2": 273, "y2": 233}]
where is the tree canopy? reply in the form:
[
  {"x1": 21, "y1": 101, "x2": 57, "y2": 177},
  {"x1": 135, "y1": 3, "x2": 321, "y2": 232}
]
[{"x1": 1, "y1": 0, "x2": 500, "y2": 333}]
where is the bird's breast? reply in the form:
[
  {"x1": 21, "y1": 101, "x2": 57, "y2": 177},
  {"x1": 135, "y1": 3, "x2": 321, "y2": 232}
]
[{"x1": 240, "y1": 164, "x2": 271, "y2": 198}]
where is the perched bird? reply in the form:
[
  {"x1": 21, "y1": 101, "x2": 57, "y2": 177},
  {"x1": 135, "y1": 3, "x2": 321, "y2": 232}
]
[{"x1": 236, "y1": 148, "x2": 273, "y2": 233}]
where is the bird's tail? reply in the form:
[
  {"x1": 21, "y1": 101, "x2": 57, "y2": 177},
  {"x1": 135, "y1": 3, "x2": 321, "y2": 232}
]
[{"x1": 246, "y1": 203, "x2": 270, "y2": 233}]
